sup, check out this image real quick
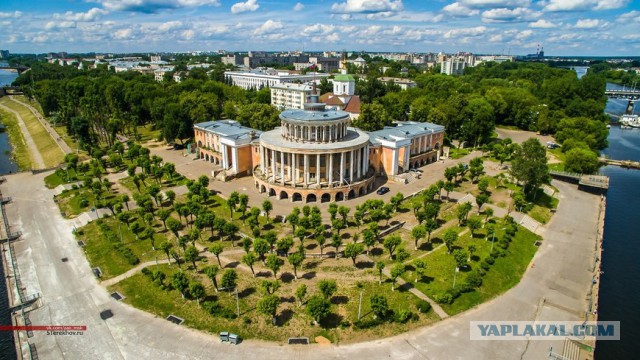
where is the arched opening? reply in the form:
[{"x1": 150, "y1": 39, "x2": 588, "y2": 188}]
[
  {"x1": 292, "y1": 193, "x2": 302, "y2": 202},
  {"x1": 335, "y1": 192, "x2": 344, "y2": 201},
  {"x1": 269, "y1": 188, "x2": 276, "y2": 197},
  {"x1": 359, "y1": 187, "x2": 366, "y2": 196},
  {"x1": 434, "y1": 143, "x2": 440, "y2": 150},
  {"x1": 197, "y1": 140, "x2": 203, "y2": 147},
  {"x1": 306, "y1": 194, "x2": 317, "y2": 203},
  {"x1": 348, "y1": 189, "x2": 356, "y2": 199},
  {"x1": 321, "y1": 193, "x2": 331, "y2": 203},
  {"x1": 279, "y1": 191, "x2": 289, "y2": 200},
  {"x1": 205, "y1": 154, "x2": 210, "y2": 161},
  {"x1": 260, "y1": 185, "x2": 266, "y2": 193}
]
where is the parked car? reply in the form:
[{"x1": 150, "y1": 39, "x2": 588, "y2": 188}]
[
  {"x1": 376, "y1": 187, "x2": 390, "y2": 195},
  {"x1": 414, "y1": 169, "x2": 423, "y2": 174}
]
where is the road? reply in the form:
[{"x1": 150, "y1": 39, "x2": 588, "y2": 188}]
[
  {"x1": 0, "y1": 103, "x2": 45, "y2": 169},
  {"x1": 3, "y1": 172, "x2": 600, "y2": 359}
]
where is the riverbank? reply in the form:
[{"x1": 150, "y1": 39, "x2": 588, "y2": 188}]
[{"x1": 0, "y1": 105, "x2": 31, "y2": 171}]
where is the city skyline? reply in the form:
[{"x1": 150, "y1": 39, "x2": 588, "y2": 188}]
[{"x1": 0, "y1": 0, "x2": 639, "y2": 56}]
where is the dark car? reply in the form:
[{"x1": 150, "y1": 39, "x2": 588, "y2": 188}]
[
  {"x1": 376, "y1": 186, "x2": 390, "y2": 195},
  {"x1": 172, "y1": 143, "x2": 185, "y2": 150}
]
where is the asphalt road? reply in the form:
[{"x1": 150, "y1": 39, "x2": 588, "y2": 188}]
[{"x1": 3, "y1": 172, "x2": 600, "y2": 359}]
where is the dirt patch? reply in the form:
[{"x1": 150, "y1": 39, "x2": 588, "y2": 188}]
[{"x1": 315, "y1": 336, "x2": 331, "y2": 344}]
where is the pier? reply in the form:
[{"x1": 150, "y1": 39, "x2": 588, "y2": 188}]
[
  {"x1": 549, "y1": 170, "x2": 609, "y2": 194},
  {"x1": 604, "y1": 89, "x2": 640, "y2": 100},
  {"x1": 598, "y1": 157, "x2": 640, "y2": 170}
]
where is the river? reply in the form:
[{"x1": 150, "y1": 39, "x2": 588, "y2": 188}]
[
  {"x1": 0, "y1": 64, "x2": 17, "y2": 360},
  {"x1": 572, "y1": 67, "x2": 640, "y2": 359}
]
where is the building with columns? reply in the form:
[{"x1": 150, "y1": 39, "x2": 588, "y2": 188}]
[
  {"x1": 254, "y1": 91, "x2": 374, "y2": 202},
  {"x1": 193, "y1": 95, "x2": 445, "y2": 202},
  {"x1": 193, "y1": 120, "x2": 262, "y2": 177}
]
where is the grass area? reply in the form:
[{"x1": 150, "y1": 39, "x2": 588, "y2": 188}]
[
  {"x1": 0, "y1": 97, "x2": 64, "y2": 168},
  {"x1": 0, "y1": 108, "x2": 32, "y2": 170},
  {"x1": 44, "y1": 168, "x2": 91, "y2": 188},
  {"x1": 527, "y1": 190, "x2": 559, "y2": 224},
  {"x1": 134, "y1": 125, "x2": 162, "y2": 142},
  {"x1": 76, "y1": 216, "x2": 166, "y2": 279},
  {"x1": 402, "y1": 219, "x2": 540, "y2": 315},
  {"x1": 119, "y1": 173, "x2": 188, "y2": 193},
  {"x1": 55, "y1": 186, "x2": 119, "y2": 217},
  {"x1": 448, "y1": 148, "x2": 471, "y2": 159},
  {"x1": 110, "y1": 260, "x2": 439, "y2": 343}
]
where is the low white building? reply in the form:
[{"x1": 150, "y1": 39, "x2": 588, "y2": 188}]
[
  {"x1": 271, "y1": 83, "x2": 312, "y2": 110},
  {"x1": 378, "y1": 77, "x2": 417, "y2": 90},
  {"x1": 224, "y1": 69, "x2": 330, "y2": 90},
  {"x1": 440, "y1": 59, "x2": 467, "y2": 76}
]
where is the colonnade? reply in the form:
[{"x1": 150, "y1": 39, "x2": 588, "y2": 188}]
[
  {"x1": 281, "y1": 121, "x2": 349, "y2": 143},
  {"x1": 410, "y1": 133, "x2": 436, "y2": 156},
  {"x1": 259, "y1": 146, "x2": 370, "y2": 187}
]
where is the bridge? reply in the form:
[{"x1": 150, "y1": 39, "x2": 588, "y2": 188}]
[
  {"x1": 604, "y1": 89, "x2": 640, "y2": 100},
  {"x1": 599, "y1": 157, "x2": 640, "y2": 170},
  {"x1": 0, "y1": 65, "x2": 29, "y2": 74}
]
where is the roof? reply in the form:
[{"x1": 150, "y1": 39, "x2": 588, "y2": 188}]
[
  {"x1": 280, "y1": 108, "x2": 350, "y2": 123},
  {"x1": 368, "y1": 121, "x2": 445, "y2": 145},
  {"x1": 354, "y1": 57, "x2": 366, "y2": 62},
  {"x1": 271, "y1": 83, "x2": 312, "y2": 91},
  {"x1": 194, "y1": 120, "x2": 262, "y2": 140},
  {"x1": 334, "y1": 74, "x2": 355, "y2": 82},
  {"x1": 344, "y1": 95, "x2": 361, "y2": 114},
  {"x1": 320, "y1": 93, "x2": 345, "y2": 106}
]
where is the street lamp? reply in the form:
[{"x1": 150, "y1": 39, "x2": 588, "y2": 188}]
[{"x1": 491, "y1": 227, "x2": 507, "y2": 252}]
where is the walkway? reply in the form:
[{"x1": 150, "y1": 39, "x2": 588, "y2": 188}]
[
  {"x1": 0, "y1": 103, "x2": 45, "y2": 169},
  {"x1": 2, "y1": 172, "x2": 602, "y2": 359},
  {"x1": 9, "y1": 96, "x2": 72, "y2": 154}
]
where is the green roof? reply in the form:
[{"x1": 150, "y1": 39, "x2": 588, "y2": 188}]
[{"x1": 333, "y1": 74, "x2": 355, "y2": 82}]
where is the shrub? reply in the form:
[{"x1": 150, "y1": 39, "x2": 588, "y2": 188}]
[
  {"x1": 141, "y1": 267, "x2": 151, "y2": 276},
  {"x1": 477, "y1": 267, "x2": 486, "y2": 276},
  {"x1": 339, "y1": 320, "x2": 351, "y2": 329},
  {"x1": 202, "y1": 301, "x2": 237, "y2": 319},
  {"x1": 498, "y1": 240, "x2": 509, "y2": 250},
  {"x1": 395, "y1": 309, "x2": 413, "y2": 323},
  {"x1": 353, "y1": 318, "x2": 383, "y2": 329},
  {"x1": 448, "y1": 287, "x2": 461, "y2": 299},
  {"x1": 436, "y1": 292, "x2": 453, "y2": 304},
  {"x1": 466, "y1": 271, "x2": 483, "y2": 288},
  {"x1": 416, "y1": 300, "x2": 431, "y2": 313},
  {"x1": 491, "y1": 249, "x2": 505, "y2": 258},
  {"x1": 79, "y1": 199, "x2": 89, "y2": 208},
  {"x1": 459, "y1": 283, "x2": 474, "y2": 293},
  {"x1": 485, "y1": 255, "x2": 495, "y2": 265},
  {"x1": 481, "y1": 261, "x2": 491, "y2": 271},
  {"x1": 71, "y1": 184, "x2": 79, "y2": 190}
]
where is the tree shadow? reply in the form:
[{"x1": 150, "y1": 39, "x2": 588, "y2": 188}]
[
  {"x1": 431, "y1": 237, "x2": 443, "y2": 245},
  {"x1": 397, "y1": 208, "x2": 410, "y2": 214},
  {"x1": 303, "y1": 260, "x2": 319, "y2": 270},
  {"x1": 203, "y1": 294, "x2": 218, "y2": 302},
  {"x1": 262, "y1": 223, "x2": 274, "y2": 231},
  {"x1": 280, "y1": 272, "x2": 295, "y2": 283},
  {"x1": 419, "y1": 242, "x2": 434, "y2": 251},
  {"x1": 238, "y1": 287, "x2": 255, "y2": 299},
  {"x1": 370, "y1": 248, "x2": 384, "y2": 256},
  {"x1": 319, "y1": 312, "x2": 343, "y2": 329},
  {"x1": 301, "y1": 271, "x2": 316, "y2": 280},
  {"x1": 225, "y1": 261, "x2": 240, "y2": 269},
  {"x1": 276, "y1": 309, "x2": 294, "y2": 326},
  {"x1": 355, "y1": 261, "x2": 374, "y2": 269},
  {"x1": 340, "y1": 233, "x2": 350, "y2": 240},
  {"x1": 470, "y1": 255, "x2": 480, "y2": 262},
  {"x1": 256, "y1": 271, "x2": 271, "y2": 278},
  {"x1": 330, "y1": 295, "x2": 349, "y2": 305}
]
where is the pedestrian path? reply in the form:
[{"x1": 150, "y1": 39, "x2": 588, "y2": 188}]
[
  {"x1": 9, "y1": 96, "x2": 72, "y2": 154},
  {"x1": 0, "y1": 103, "x2": 45, "y2": 169}
]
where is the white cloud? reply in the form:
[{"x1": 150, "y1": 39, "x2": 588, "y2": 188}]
[
  {"x1": 489, "y1": 34, "x2": 503, "y2": 42},
  {"x1": 231, "y1": 0, "x2": 259, "y2": 14},
  {"x1": 459, "y1": 0, "x2": 530, "y2": 8},
  {"x1": 53, "y1": 8, "x2": 108, "y2": 22},
  {"x1": 302, "y1": 24, "x2": 336, "y2": 35},
  {"x1": 181, "y1": 29, "x2": 195, "y2": 40},
  {"x1": 253, "y1": 20, "x2": 283, "y2": 35},
  {"x1": 0, "y1": 11, "x2": 22, "y2": 18},
  {"x1": 544, "y1": 0, "x2": 628, "y2": 12},
  {"x1": 158, "y1": 21, "x2": 183, "y2": 32},
  {"x1": 113, "y1": 28, "x2": 135, "y2": 40},
  {"x1": 443, "y1": 26, "x2": 487, "y2": 38},
  {"x1": 575, "y1": 18, "x2": 607, "y2": 28},
  {"x1": 618, "y1": 10, "x2": 639, "y2": 21},
  {"x1": 481, "y1": 7, "x2": 540, "y2": 22},
  {"x1": 293, "y1": 2, "x2": 304, "y2": 11},
  {"x1": 99, "y1": 0, "x2": 221, "y2": 13},
  {"x1": 516, "y1": 29, "x2": 533, "y2": 39},
  {"x1": 443, "y1": 2, "x2": 479, "y2": 17},
  {"x1": 529, "y1": 19, "x2": 558, "y2": 28},
  {"x1": 326, "y1": 33, "x2": 340, "y2": 42},
  {"x1": 331, "y1": 0, "x2": 404, "y2": 14},
  {"x1": 45, "y1": 21, "x2": 77, "y2": 30}
]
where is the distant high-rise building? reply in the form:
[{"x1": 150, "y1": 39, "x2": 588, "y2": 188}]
[{"x1": 0, "y1": 50, "x2": 9, "y2": 59}]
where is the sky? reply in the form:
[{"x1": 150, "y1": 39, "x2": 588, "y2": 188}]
[{"x1": 0, "y1": 0, "x2": 639, "y2": 56}]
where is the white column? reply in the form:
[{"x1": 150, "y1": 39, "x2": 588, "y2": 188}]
[
  {"x1": 363, "y1": 147, "x2": 368, "y2": 176},
  {"x1": 340, "y1": 151, "x2": 345, "y2": 185},
  {"x1": 304, "y1": 154, "x2": 309, "y2": 186},
  {"x1": 404, "y1": 146, "x2": 410, "y2": 172},
  {"x1": 280, "y1": 151, "x2": 285, "y2": 185},
  {"x1": 222, "y1": 145, "x2": 228, "y2": 169},
  {"x1": 292, "y1": 153, "x2": 297, "y2": 186},
  {"x1": 316, "y1": 154, "x2": 321, "y2": 185},
  {"x1": 349, "y1": 150, "x2": 354, "y2": 182},
  {"x1": 271, "y1": 149, "x2": 276, "y2": 181},
  {"x1": 288, "y1": 152, "x2": 292, "y2": 181},
  {"x1": 232, "y1": 147, "x2": 239, "y2": 173},
  {"x1": 391, "y1": 149, "x2": 398, "y2": 176},
  {"x1": 329, "y1": 153, "x2": 334, "y2": 186},
  {"x1": 260, "y1": 146, "x2": 265, "y2": 173},
  {"x1": 356, "y1": 148, "x2": 362, "y2": 180}
]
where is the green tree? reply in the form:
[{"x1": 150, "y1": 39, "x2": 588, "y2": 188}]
[
  {"x1": 295, "y1": 284, "x2": 307, "y2": 306},
  {"x1": 510, "y1": 138, "x2": 549, "y2": 196},
  {"x1": 370, "y1": 294, "x2": 389, "y2": 318},
  {"x1": 227, "y1": 191, "x2": 239, "y2": 218},
  {"x1": 352, "y1": 103, "x2": 392, "y2": 131},
  {"x1": 318, "y1": 279, "x2": 337, "y2": 299},
  {"x1": 253, "y1": 238, "x2": 271, "y2": 262},
  {"x1": 384, "y1": 235, "x2": 402, "y2": 259},
  {"x1": 257, "y1": 295, "x2": 280, "y2": 324},
  {"x1": 184, "y1": 245, "x2": 199, "y2": 270},
  {"x1": 344, "y1": 243, "x2": 364, "y2": 266},
  {"x1": 159, "y1": 241, "x2": 173, "y2": 264},
  {"x1": 564, "y1": 147, "x2": 599, "y2": 174},
  {"x1": 376, "y1": 261, "x2": 385, "y2": 285},
  {"x1": 390, "y1": 264, "x2": 405, "y2": 291},
  {"x1": 172, "y1": 272, "x2": 189, "y2": 298},
  {"x1": 209, "y1": 243, "x2": 224, "y2": 266},
  {"x1": 443, "y1": 228, "x2": 458, "y2": 253},
  {"x1": 242, "y1": 252, "x2": 258, "y2": 277},
  {"x1": 288, "y1": 252, "x2": 305, "y2": 280},
  {"x1": 204, "y1": 265, "x2": 219, "y2": 292},
  {"x1": 467, "y1": 217, "x2": 482, "y2": 237},
  {"x1": 265, "y1": 254, "x2": 284, "y2": 278},
  {"x1": 331, "y1": 233, "x2": 343, "y2": 258},
  {"x1": 220, "y1": 269, "x2": 238, "y2": 292},
  {"x1": 262, "y1": 200, "x2": 273, "y2": 223},
  {"x1": 475, "y1": 193, "x2": 489, "y2": 210},
  {"x1": 189, "y1": 281, "x2": 205, "y2": 303},
  {"x1": 453, "y1": 249, "x2": 468, "y2": 269},
  {"x1": 411, "y1": 225, "x2": 426, "y2": 250},
  {"x1": 413, "y1": 259, "x2": 427, "y2": 283},
  {"x1": 425, "y1": 219, "x2": 438, "y2": 244},
  {"x1": 306, "y1": 295, "x2": 331, "y2": 323}
]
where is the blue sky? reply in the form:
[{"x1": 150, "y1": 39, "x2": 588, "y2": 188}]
[{"x1": 0, "y1": 0, "x2": 638, "y2": 55}]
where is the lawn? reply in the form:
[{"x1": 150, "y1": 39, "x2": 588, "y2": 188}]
[
  {"x1": 402, "y1": 219, "x2": 540, "y2": 315},
  {"x1": 110, "y1": 259, "x2": 439, "y2": 344},
  {"x1": 134, "y1": 125, "x2": 162, "y2": 142},
  {"x1": 527, "y1": 190, "x2": 559, "y2": 225},
  {"x1": 44, "y1": 168, "x2": 92, "y2": 188},
  {"x1": 0, "y1": 108, "x2": 32, "y2": 170},
  {"x1": 55, "y1": 187, "x2": 120, "y2": 218},
  {"x1": 76, "y1": 216, "x2": 166, "y2": 279},
  {"x1": 448, "y1": 147, "x2": 471, "y2": 159},
  {"x1": 0, "y1": 97, "x2": 65, "y2": 168}
]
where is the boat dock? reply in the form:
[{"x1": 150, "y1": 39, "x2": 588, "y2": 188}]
[
  {"x1": 549, "y1": 170, "x2": 609, "y2": 194},
  {"x1": 599, "y1": 158, "x2": 640, "y2": 170}
]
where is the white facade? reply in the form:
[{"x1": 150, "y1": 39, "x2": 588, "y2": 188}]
[
  {"x1": 440, "y1": 59, "x2": 467, "y2": 76},
  {"x1": 378, "y1": 77, "x2": 417, "y2": 90},
  {"x1": 270, "y1": 83, "x2": 312, "y2": 110},
  {"x1": 225, "y1": 70, "x2": 330, "y2": 90},
  {"x1": 332, "y1": 76, "x2": 355, "y2": 96}
]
